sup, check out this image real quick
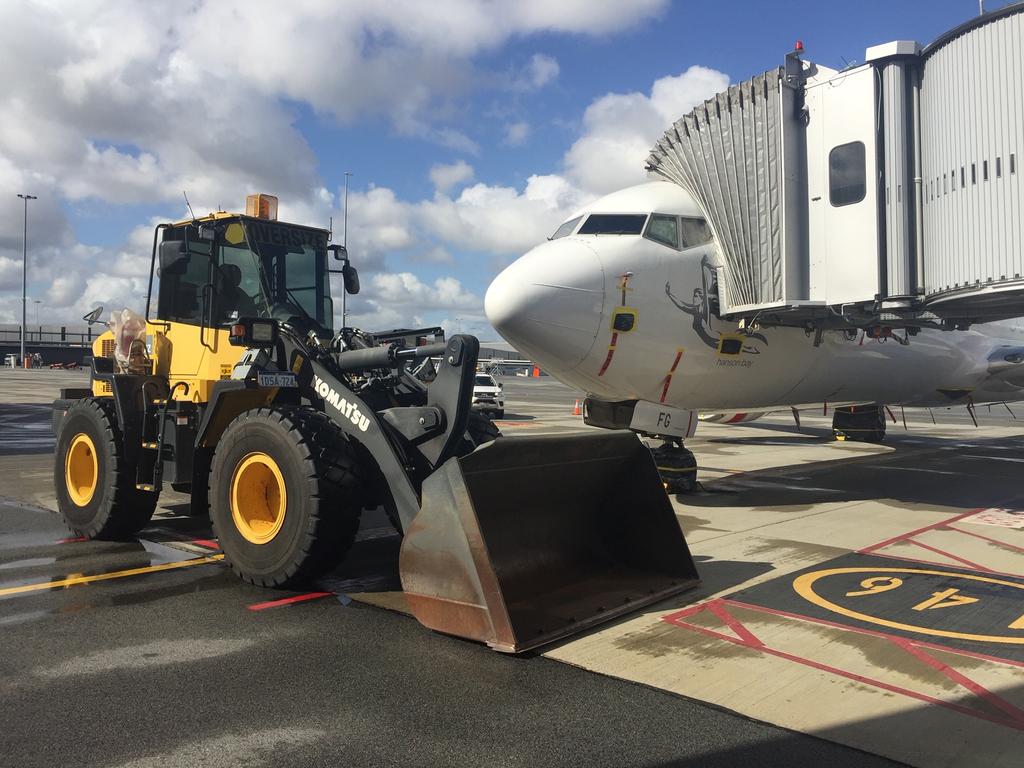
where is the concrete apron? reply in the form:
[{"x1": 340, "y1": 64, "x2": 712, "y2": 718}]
[
  {"x1": 12, "y1": 371, "x2": 1024, "y2": 767},
  {"x1": 543, "y1": 416, "x2": 1024, "y2": 768}
]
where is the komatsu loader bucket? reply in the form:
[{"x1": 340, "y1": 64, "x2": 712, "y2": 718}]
[{"x1": 399, "y1": 431, "x2": 700, "y2": 653}]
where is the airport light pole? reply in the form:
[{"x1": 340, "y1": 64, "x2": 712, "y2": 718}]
[{"x1": 17, "y1": 194, "x2": 37, "y2": 365}]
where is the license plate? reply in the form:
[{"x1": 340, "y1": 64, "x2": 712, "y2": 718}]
[{"x1": 258, "y1": 372, "x2": 297, "y2": 388}]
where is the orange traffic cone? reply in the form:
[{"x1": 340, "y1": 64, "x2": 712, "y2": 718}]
[{"x1": 572, "y1": 399, "x2": 582, "y2": 416}]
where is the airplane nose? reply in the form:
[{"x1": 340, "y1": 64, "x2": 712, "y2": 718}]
[{"x1": 485, "y1": 240, "x2": 604, "y2": 372}]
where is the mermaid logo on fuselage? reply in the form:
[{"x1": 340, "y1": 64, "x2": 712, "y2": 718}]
[{"x1": 665, "y1": 255, "x2": 766, "y2": 355}]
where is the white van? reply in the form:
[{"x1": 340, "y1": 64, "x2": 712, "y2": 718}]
[{"x1": 472, "y1": 373, "x2": 504, "y2": 418}]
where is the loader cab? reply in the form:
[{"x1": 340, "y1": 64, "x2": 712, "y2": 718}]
[
  {"x1": 148, "y1": 199, "x2": 335, "y2": 401},
  {"x1": 155, "y1": 216, "x2": 335, "y2": 335}
]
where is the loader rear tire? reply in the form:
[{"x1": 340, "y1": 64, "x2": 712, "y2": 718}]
[
  {"x1": 210, "y1": 407, "x2": 363, "y2": 588},
  {"x1": 54, "y1": 398, "x2": 157, "y2": 540}
]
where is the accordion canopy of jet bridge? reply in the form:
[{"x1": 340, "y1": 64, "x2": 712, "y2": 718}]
[{"x1": 647, "y1": 3, "x2": 1023, "y2": 331}]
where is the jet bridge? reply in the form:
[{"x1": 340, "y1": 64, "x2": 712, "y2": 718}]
[{"x1": 647, "y1": 3, "x2": 1023, "y2": 331}]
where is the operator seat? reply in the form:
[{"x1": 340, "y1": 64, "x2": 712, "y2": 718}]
[{"x1": 216, "y1": 264, "x2": 259, "y2": 321}]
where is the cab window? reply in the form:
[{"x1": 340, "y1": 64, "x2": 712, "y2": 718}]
[
  {"x1": 577, "y1": 214, "x2": 647, "y2": 235},
  {"x1": 550, "y1": 215, "x2": 582, "y2": 240},
  {"x1": 680, "y1": 217, "x2": 713, "y2": 248},
  {"x1": 156, "y1": 233, "x2": 211, "y2": 326},
  {"x1": 644, "y1": 214, "x2": 679, "y2": 249}
]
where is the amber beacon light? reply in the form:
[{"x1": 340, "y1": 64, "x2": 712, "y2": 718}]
[{"x1": 246, "y1": 193, "x2": 279, "y2": 221}]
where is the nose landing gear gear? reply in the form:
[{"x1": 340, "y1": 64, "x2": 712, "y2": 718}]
[
  {"x1": 832, "y1": 405, "x2": 887, "y2": 443},
  {"x1": 649, "y1": 437, "x2": 698, "y2": 493}
]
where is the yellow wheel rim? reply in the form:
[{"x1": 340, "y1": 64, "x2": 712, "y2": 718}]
[
  {"x1": 65, "y1": 433, "x2": 98, "y2": 507},
  {"x1": 230, "y1": 452, "x2": 287, "y2": 545}
]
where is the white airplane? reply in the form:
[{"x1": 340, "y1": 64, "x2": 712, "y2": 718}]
[{"x1": 485, "y1": 180, "x2": 1024, "y2": 487}]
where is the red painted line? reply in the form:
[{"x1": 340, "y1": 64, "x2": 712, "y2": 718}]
[
  {"x1": 944, "y1": 524, "x2": 1024, "y2": 555},
  {"x1": 56, "y1": 536, "x2": 88, "y2": 544},
  {"x1": 719, "y1": 598, "x2": 1024, "y2": 668},
  {"x1": 906, "y1": 538, "x2": 993, "y2": 572},
  {"x1": 659, "y1": 378, "x2": 671, "y2": 403},
  {"x1": 749, "y1": 637, "x2": 1023, "y2": 730},
  {"x1": 189, "y1": 539, "x2": 220, "y2": 551},
  {"x1": 866, "y1": 550, "x2": 1024, "y2": 580},
  {"x1": 661, "y1": 600, "x2": 712, "y2": 624},
  {"x1": 662, "y1": 599, "x2": 1024, "y2": 731},
  {"x1": 597, "y1": 333, "x2": 618, "y2": 377},
  {"x1": 860, "y1": 496, "x2": 1024, "y2": 556},
  {"x1": 248, "y1": 592, "x2": 333, "y2": 611},
  {"x1": 890, "y1": 637, "x2": 1024, "y2": 727},
  {"x1": 659, "y1": 349, "x2": 684, "y2": 403},
  {"x1": 706, "y1": 600, "x2": 764, "y2": 648},
  {"x1": 726, "y1": 413, "x2": 748, "y2": 424},
  {"x1": 859, "y1": 511, "x2": 980, "y2": 554},
  {"x1": 667, "y1": 349, "x2": 684, "y2": 373}
]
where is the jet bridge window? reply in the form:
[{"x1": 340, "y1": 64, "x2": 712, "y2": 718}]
[
  {"x1": 550, "y1": 215, "x2": 582, "y2": 240},
  {"x1": 577, "y1": 214, "x2": 647, "y2": 235},
  {"x1": 829, "y1": 141, "x2": 866, "y2": 207},
  {"x1": 644, "y1": 214, "x2": 679, "y2": 248}
]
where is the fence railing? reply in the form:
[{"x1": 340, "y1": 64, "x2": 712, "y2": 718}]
[{"x1": 0, "y1": 325, "x2": 96, "y2": 347}]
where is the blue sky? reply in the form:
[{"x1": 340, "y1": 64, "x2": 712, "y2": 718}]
[{"x1": 0, "y1": 0, "x2": 1003, "y2": 337}]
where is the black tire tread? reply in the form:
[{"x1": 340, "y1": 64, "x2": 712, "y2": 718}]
[
  {"x1": 466, "y1": 411, "x2": 502, "y2": 448},
  {"x1": 210, "y1": 406, "x2": 364, "y2": 588},
  {"x1": 56, "y1": 397, "x2": 157, "y2": 539}
]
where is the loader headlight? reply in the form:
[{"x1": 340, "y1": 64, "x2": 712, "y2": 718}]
[{"x1": 229, "y1": 318, "x2": 279, "y2": 347}]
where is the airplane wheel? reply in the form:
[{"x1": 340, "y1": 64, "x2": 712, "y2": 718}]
[
  {"x1": 210, "y1": 407, "x2": 363, "y2": 588},
  {"x1": 650, "y1": 440, "x2": 698, "y2": 493},
  {"x1": 832, "y1": 406, "x2": 886, "y2": 442},
  {"x1": 54, "y1": 398, "x2": 157, "y2": 539}
]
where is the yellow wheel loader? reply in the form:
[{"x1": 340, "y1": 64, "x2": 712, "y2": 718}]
[{"x1": 52, "y1": 194, "x2": 699, "y2": 652}]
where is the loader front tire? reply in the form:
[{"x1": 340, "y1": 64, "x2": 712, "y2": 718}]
[
  {"x1": 55, "y1": 398, "x2": 157, "y2": 539},
  {"x1": 210, "y1": 407, "x2": 363, "y2": 588},
  {"x1": 466, "y1": 411, "x2": 502, "y2": 448}
]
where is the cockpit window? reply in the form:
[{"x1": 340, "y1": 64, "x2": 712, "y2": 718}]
[
  {"x1": 577, "y1": 214, "x2": 647, "y2": 235},
  {"x1": 680, "y1": 217, "x2": 713, "y2": 248},
  {"x1": 644, "y1": 214, "x2": 679, "y2": 249},
  {"x1": 550, "y1": 215, "x2": 582, "y2": 240}
]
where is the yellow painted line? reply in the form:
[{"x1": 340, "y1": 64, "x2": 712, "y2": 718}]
[
  {"x1": 793, "y1": 566, "x2": 1024, "y2": 644},
  {"x1": 0, "y1": 554, "x2": 225, "y2": 598}
]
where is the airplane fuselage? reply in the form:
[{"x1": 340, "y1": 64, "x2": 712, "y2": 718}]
[{"x1": 485, "y1": 182, "x2": 1024, "y2": 415}]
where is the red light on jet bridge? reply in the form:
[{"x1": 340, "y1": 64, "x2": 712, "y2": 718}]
[{"x1": 794, "y1": 40, "x2": 804, "y2": 52}]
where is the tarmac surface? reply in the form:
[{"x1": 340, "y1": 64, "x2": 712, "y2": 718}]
[{"x1": 3, "y1": 366, "x2": 1024, "y2": 766}]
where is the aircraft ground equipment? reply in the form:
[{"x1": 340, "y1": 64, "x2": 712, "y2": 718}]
[
  {"x1": 832, "y1": 405, "x2": 887, "y2": 442},
  {"x1": 51, "y1": 195, "x2": 700, "y2": 652}
]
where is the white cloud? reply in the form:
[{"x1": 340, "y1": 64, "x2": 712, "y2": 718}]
[
  {"x1": 346, "y1": 272, "x2": 482, "y2": 332},
  {"x1": 0, "y1": 0, "x2": 727, "y2": 334},
  {"x1": 526, "y1": 54, "x2": 560, "y2": 88},
  {"x1": 506, "y1": 53, "x2": 560, "y2": 92},
  {"x1": 503, "y1": 121, "x2": 531, "y2": 146},
  {"x1": 429, "y1": 161, "x2": 475, "y2": 194},
  {"x1": 563, "y1": 65, "x2": 729, "y2": 194}
]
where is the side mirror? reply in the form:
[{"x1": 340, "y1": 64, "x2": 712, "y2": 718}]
[
  {"x1": 159, "y1": 240, "x2": 189, "y2": 273},
  {"x1": 82, "y1": 306, "x2": 104, "y2": 325},
  {"x1": 342, "y1": 263, "x2": 360, "y2": 295},
  {"x1": 329, "y1": 244, "x2": 348, "y2": 261}
]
